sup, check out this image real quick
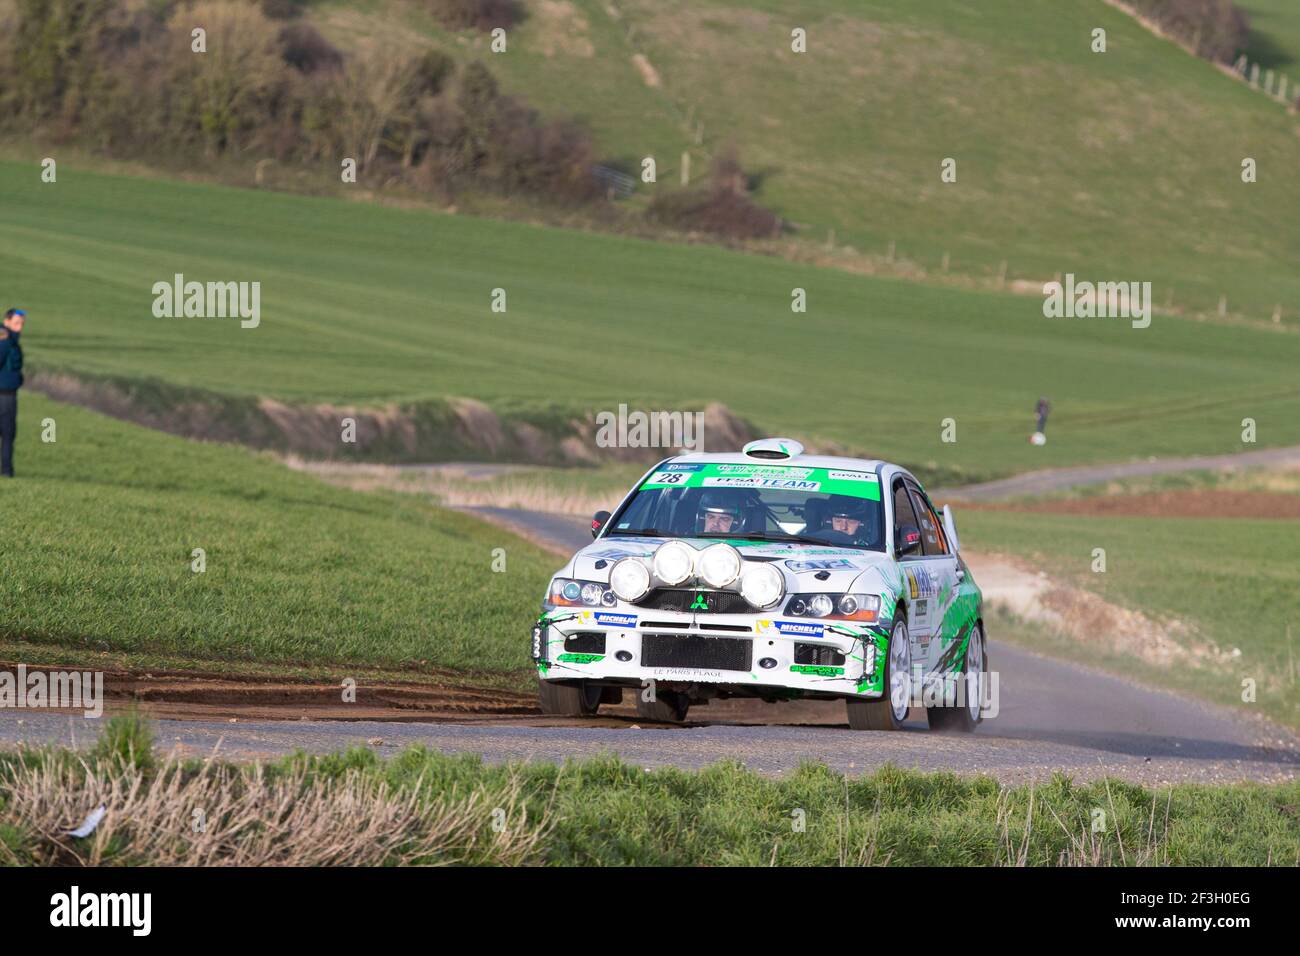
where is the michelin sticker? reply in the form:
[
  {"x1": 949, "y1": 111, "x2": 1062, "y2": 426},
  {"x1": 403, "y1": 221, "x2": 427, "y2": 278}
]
[
  {"x1": 757, "y1": 619, "x2": 826, "y2": 638},
  {"x1": 595, "y1": 612, "x2": 637, "y2": 628}
]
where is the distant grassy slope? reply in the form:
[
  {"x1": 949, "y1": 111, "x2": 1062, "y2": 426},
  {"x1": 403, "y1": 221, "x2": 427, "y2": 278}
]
[
  {"x1": 4, "y1": 159, "x2": 1300, "y2": 480},
  {"x1": 0, "y1": 393, "x2": 556, "y2": 674},
  {"x1": 962, "y1": 509, "x2": 1300, "y2": 727},
  {"x1": 311, "y1": 0, "x2": 1300, "y2": 318},
  {"x1": 1241, "y1": 0, "x2": 1300, "y2": 68}
]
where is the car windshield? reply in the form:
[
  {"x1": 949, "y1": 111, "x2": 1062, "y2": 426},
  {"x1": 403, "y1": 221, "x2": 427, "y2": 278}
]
[{"x1": 606, "y1": 462, "x2": 886, "y2": 551}]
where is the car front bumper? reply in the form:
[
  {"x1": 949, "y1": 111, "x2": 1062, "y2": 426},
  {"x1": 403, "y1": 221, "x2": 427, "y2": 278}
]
[{"x1": 533, "y1": 607, "x2": 887, "y2": 699}]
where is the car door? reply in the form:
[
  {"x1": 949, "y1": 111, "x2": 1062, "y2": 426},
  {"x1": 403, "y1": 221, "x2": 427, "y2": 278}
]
[
  {"x1": 890, "y1": 477, "x2": 935, "y2": 664},
  {"x1": 904, "y1": 480, "x2": 962, "y2": 677}
]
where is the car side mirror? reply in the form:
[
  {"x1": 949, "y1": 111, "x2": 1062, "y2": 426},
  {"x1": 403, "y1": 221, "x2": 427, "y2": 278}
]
[
  {"x1": 941, "y1": 504, "x2": 961, "y2": 554},
  {"x1": 895, "y1": 525, "x2": 921, "y2": 557},
  {"x1": 591, "y1": 510, "x2": 611, "y2": 538}
]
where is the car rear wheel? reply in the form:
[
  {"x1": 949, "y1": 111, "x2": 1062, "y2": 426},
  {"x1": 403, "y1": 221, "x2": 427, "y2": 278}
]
[
  {"x1": 635, "y1": 689, "x2": 690, "y2": 723},
  {"x1": 846, "y1": 618, "x2": 912, "y2": 731},
  {"x1": 537, "y1": 678, "x2": 603, "y2": 717},
  {"x1": 926, "y1": 624, "x2": 986, "y2": 733}
]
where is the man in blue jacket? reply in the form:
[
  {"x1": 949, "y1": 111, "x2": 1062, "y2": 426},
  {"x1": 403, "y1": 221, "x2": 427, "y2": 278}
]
[{"x1": 0, "y1": 308, "x2": 26, "y2": 478}]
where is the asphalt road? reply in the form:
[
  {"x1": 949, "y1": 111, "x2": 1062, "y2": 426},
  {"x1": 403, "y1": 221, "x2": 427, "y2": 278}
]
[
  {"x1": 933, "y1": 443, "x2": 1300, "y2": 501},
  {"x1": 4, "y1": 507, "x2": 1296, "y2": 784}
]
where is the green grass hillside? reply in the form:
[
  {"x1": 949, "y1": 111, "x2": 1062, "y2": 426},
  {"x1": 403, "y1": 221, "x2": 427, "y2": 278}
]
[
  {"x1": 310, "y1": 0, "x2": 1300, "y2": 319},
  {"x1": 4, "y1": 158, "x2": 1299, "y2": 480},
  {"x1": 962, "y1": 508, "x2": 1300, "y2": 728},
  {"x1": 0, "y1": 392, "x2": 557, "y2": 675},
  {"x1": 1242, "y1": 0, "x2": 1300, "y2": 67}
]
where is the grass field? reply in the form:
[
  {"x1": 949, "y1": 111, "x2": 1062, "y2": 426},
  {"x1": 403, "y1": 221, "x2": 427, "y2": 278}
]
[
  {"x1": 961, "y1": 509, "x2": 1300, "y2": 727},
  {"x1": 5, "y1": 159, "x2": 1300, "y2": 483},
  {"x1": 0, "y1": 393, "x2": 557, "y2": 676},
  {"x1": 308, "y1": 0, "x2": 1300, "y2": 319},
  {"x1": 1242, "y1": 0, "x2": 1300, "y2": 68},
  {"x1": 2, "y1": 716, "x2": 1296, "y2": 866}
]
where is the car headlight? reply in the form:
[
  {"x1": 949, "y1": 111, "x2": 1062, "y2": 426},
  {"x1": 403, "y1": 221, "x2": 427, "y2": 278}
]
[
  {"x1": 785, "y1": 593, "x2": 880, "y2": 621},
  {"x1": 609, "y1": 558, "x2": 651, "y2": 603},
  {"x1": 739, "y1": 562, "x2": 785, "y2": 609},
  {"x1": 652, "y1": 541, "x2": 696, "y2": 586},
  {"x1": 698, "y1": 543, "x2": 741, "y2": 589},
  {"x1": 549, "y1": 578, "x2": 618, "y2": 607}
]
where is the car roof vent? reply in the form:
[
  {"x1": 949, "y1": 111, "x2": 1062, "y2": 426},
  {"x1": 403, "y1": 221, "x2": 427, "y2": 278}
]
[{"x1": 742, "y1": 438, "x2": 805, "y2": 460}]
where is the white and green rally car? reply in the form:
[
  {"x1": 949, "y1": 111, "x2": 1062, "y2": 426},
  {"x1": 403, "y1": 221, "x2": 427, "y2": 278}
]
[{"x1": 532, "y1": 439, "x2": 988, "y2": 731}]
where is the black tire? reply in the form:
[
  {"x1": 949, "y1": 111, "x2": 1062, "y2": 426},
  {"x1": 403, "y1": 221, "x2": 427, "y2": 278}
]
[
  {"x1": 846, "y1": 617, "x2": 911, "y2": 731},
  {"x1": 537, "y1": 678, "x2": 602, "y2": 717},
  {"x1": 635, "y1": 689, "x2": 690, "y2": 723},
  {"x1": 926, "y1": 624, "x2": 986, "y2": 733}
]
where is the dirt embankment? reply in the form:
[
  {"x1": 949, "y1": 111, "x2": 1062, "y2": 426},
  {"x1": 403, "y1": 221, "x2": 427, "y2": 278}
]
[{"x1": 30, "y1": 369, "x2": 763, "y2": 466}]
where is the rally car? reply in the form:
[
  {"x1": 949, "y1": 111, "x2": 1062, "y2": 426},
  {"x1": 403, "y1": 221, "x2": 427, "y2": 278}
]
[{"x1": 532, "y1": 439, "x2": 988, "y2": 731}]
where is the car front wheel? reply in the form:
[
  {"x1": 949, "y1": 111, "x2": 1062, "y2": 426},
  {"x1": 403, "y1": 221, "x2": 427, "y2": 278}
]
[
  {"x1": 846, "y1": 617, "x2": 912, "y2": 731},
  {"x1": 537, "y1": 678, "x2": 603, "y2": 716}
]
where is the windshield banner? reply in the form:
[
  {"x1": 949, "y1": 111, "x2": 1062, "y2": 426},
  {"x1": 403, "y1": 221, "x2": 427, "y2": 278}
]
[{"x1": 641, "y1": 463, "x2": 881, "y2": 500}]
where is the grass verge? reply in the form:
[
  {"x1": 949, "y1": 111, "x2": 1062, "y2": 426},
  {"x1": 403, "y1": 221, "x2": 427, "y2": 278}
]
[
  {"x1": 0, "y1": 393, "x2": 558, "y2": 678},
  {"x1": 1, "y1": 717, "x2": 1296, "y2": 866}
]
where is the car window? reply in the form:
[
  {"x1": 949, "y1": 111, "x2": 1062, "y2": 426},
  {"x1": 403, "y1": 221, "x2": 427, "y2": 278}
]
[
  {"x1": 907, "y1": 484, "x2": 949, "y2": 556},
  {"x1": 892, "y1": 480, "x2": 918, "y2": 540}
]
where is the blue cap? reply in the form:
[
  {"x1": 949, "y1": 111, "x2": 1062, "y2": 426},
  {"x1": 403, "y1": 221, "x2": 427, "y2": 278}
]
[{"x1": 7, "y1": 308, "x2": 24, "y2": 317}]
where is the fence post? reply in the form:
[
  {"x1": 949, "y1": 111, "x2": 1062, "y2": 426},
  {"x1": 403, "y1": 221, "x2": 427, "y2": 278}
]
[
  {"x1": 680, "y1": 151, "x2": 690, "y2": 187},
  {"x1": 1250, "y1": 63, "x2": 1260, "y2": 87}
]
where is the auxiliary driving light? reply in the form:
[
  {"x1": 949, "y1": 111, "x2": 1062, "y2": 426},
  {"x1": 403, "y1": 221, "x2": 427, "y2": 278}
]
[
  {"x1": 652, "y1": 540, "x2": 696, "y2": 586},
  {"x1": 698, "y1": 543, "x2": 742, "y2": 589},
  {"x1": 609, "y1": 558, "x2": 651, "y2": 603},
  {"x1": 739, "y1": 562, "x2": 785, "y2": 609}
]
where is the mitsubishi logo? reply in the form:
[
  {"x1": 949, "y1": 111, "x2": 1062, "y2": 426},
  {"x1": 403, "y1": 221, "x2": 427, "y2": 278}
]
[{"x1": 689, "y1": 593, "x2": 709, "y2": 611}]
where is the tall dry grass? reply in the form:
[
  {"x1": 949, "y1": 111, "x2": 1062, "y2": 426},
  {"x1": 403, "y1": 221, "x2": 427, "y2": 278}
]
[{"x1": 0, "y1": 754, "x2": 549, "y2": 866}]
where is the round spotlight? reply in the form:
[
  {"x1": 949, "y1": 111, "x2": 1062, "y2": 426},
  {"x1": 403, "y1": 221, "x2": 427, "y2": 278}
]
[
  {"x1": 581, "y1": 583, "x2": 605, "y2": 606},
  {"x1": 739, "y1": 562, "x2": 785, "y2": 609},
  {"x1": 562, "y1": 581, "x2": 581, "y2": 602},
  {"x1": 838, "y1": 594, "x2": 860, "y2": 616},
  {"x1": 652, "y1": 541, "x2": 696, "y2": 587},
  {"x1": 698, "y1": 543, "x2": 742, "y2": 589},
  {"x1": 808, "y1": 594, "x2": 834, "y2": 618},
  {"x1": 615, "y1": 650, "x2": 633, "y2": 663},
  {"x1": 609, "y1": 558, "x2": 651, "y2": 603}
]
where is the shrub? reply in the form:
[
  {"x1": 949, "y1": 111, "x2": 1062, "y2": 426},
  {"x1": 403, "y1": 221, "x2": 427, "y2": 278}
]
[
  {"x1": 427, "y1": 0, "x2": 522, "y2": 32},
  {"x1": 647, "y1": 149, "x2": 782, "y2": 239},
  {"x1": 279, "y1": 20, "x2": 342, "y2": 74},
  {"x1": 1124, "y1": 0, "x2": 1249, "y2": 64}
]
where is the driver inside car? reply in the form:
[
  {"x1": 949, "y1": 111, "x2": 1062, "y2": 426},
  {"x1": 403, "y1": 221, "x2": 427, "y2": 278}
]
[
  {"x1": 822, "y1": 495, "x2": 871, "y2": 544},
  {"x1": 695, "y1": 491, "x2": 746, "y2": 534}
]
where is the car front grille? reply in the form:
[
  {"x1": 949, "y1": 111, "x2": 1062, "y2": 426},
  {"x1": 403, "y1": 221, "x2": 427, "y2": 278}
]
[
  {"x1": 564, "y1": 632, "x2": 606, "y2": 654},
  {"x1": 794, "y1": 643, "x2": 845, "y2": 667},
  {"x1": 637, "y1": 588, "x2": 752, "y2": 614},
  {"x1": 641, "y1": 633, "x2": 752, "y2": 671}
]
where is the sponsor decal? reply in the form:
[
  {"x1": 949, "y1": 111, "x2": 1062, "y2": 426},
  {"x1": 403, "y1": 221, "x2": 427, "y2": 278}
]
[
  {"x1": 703, "y1": 476, "x2": 821, "y2": 491},
  {"x1": 588, "y1": 545, "x2": 656, "y2": 559},
  {"x1": 791, "y1": 664, "x2": 844, "y2": 677},
  {"x1": 757, "y1": 619, "x2": 825, "y2": 638},
  {"x1": 595, "y1": 612, "x2": 637, "y2": 628},
  {"x1": 650, "y1": 668, "x2": 726, "y2": 681},
  {"x1": 640, "y1": 464, "x2": 881, "y2": 500},
  {"x1": 784, "y1": 558, "x2": 858, "y2": 572},
  {"x1": 906, "y1": 566, "x2": 937, "y2": 600},
  {"x1": 557, "y1": 653, "x2": 604, "y2": 664}
]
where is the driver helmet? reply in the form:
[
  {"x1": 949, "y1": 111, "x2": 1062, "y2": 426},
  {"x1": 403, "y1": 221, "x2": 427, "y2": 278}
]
[
  {"x1": 827, "y1": 495, "x2": 868, "y2": 536},
  {"x1": 696, "y1": 491, "x2": 745, "y2": 534}
]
